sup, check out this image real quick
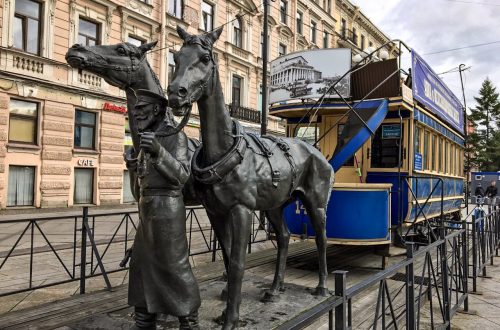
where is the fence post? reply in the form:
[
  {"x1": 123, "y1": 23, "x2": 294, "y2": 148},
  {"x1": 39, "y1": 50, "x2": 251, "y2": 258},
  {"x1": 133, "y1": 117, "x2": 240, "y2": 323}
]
[
  {"x1": 440, "y1": 217, "x2": 451, "y2": 329},
  {"x1": 334, "y1": 270, "x2": 348, "y2": 330},
  {"x1": 80, "y1": 206, "x2": 88, "y2": 294},
  {"x1": 406, "y1": 243, "x2": 416, "y2": 330},
  {"x1": 462, "y1": 219, "x2": 469, "y2": 312},
  {"x1": 480, "y1": 210, "x2": 487, "y2": 277},
  {"x1": 472, "y1": 214, "x2": 477, "y2": 293}
]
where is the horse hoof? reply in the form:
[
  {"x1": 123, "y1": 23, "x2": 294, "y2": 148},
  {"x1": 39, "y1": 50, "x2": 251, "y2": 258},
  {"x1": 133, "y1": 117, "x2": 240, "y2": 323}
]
[
  {"x1": 220, "y1": 287, "x2": 228, "y2": 301},
  {"x1": 261, "y1": 290, "x2": 280, "y2": 303},
  {"x1": 213, "y1": 311, "x2": 226, "y2": 325},
  {"x1": 312, "y1": 286, "x2": 329, "y2": 296}
]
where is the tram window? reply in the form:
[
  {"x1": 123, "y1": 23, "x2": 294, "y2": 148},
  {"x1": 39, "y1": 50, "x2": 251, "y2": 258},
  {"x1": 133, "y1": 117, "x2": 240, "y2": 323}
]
[
  {"x1": 444, "y1": 141, "x2": 448, "y2": 173},
  {"x1": 438, "y1": 138, "x2": 443, "y2": 173},
  {"x1": 338, "y1": 124, "x2": 354, "y2": 166},
  {"x1": 294, "y1": 126, "x2": 318, "y2": 145},
  {"x1": 423, "y1": 131, "x2": 429, "y2": 170},
  {"x1": 370, "y1": 124, "x2": 404, "y2": 168},
  {"x1": 450, "y1": 144, "x2": 454, "y2": 175},
  {"x1": 431, "y1": 134, "x2": 437, "y2": 171},
  {"x1": 414, "y1": 126, "x2": 421, "y2": 153}
]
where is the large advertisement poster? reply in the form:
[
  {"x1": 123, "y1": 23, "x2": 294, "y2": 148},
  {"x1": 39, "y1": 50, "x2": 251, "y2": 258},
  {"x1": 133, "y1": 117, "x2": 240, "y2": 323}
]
[
  {"x1": 269, "y1": 49, "x2": 351, "y2": 104},
  {"x1": 411, "y1": 51, "x2": 464, "y2": 134}
]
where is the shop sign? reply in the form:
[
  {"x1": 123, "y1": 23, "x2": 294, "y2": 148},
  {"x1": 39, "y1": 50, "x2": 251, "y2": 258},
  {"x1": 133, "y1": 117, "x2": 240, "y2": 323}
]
[
  {"x1": 78, "y1": 159, "x2": 95, "y2": 167},
  {"x1": 381, "y1": 124, "x2": 401, "y2": 139},
  {"x1": 103, "y1": 102, "x2": 127, "y2": 114}
]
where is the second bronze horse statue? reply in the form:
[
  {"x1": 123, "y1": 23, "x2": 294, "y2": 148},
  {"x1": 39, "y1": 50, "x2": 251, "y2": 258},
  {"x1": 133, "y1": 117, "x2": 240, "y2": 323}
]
[{"x1": 168, "y1": 26, "x2": 334, "y2": 329}]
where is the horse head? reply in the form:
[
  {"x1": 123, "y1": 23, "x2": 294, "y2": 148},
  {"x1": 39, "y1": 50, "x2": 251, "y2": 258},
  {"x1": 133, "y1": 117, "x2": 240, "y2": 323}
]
[
  {"x1": 65, "y1": 41, "x2": 158, "y2": 90},
  {"x1": 167, "y1": 26, "x2": 223, "y2": 117}
]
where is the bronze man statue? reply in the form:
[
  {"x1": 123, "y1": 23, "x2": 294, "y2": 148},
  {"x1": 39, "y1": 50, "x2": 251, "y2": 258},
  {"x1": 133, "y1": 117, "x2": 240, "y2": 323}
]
[{"x1": 124, "y1": 89, "x2": 200, "y2": 330}]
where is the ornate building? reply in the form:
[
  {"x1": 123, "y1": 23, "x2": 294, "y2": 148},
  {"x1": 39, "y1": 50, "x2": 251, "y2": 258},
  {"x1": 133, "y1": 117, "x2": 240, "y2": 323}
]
[{"x1": 0, "y1": 0, "x2": 394, "y2": 209}]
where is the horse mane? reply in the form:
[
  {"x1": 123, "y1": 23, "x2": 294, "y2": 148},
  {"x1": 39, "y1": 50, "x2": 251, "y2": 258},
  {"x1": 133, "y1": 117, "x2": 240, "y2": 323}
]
[{"x1": 183, "y1": 34, "x2": 214, "y2": 50}]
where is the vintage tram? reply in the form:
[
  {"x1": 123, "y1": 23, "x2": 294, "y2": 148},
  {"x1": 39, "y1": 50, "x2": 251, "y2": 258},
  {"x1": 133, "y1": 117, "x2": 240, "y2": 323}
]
[{"x1": 269, "y1": 45, "x2": 465, "y2": 245}]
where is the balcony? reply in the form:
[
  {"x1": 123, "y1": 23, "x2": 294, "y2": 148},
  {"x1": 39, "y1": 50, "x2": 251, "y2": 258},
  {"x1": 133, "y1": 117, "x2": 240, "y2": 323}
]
[
  {"x1": 339, "y1": 29, "x2": 358, "y2": 48},
  {"x1": 0, "y1": 47, "x2": 53, "y2": 80},
  {"x1": 227, "y1": 104, "x2": 261, "y2": 124}
]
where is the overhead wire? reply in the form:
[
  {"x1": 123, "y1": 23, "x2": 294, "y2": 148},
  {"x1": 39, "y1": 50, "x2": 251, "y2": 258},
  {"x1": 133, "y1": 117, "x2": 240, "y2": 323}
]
[
  {"x1": 423, "y1": 40, "x2": 500, "y2": 55},
  {"x1": 443, "y1": 0, "x2": 500, "y2": 6}
]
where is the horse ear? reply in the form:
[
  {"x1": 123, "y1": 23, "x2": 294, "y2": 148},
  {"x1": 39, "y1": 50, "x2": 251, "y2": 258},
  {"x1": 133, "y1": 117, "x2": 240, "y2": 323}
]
[
  {"x1": 138, "y1": 41, "x2": 158, "y2": 54},
  {"x1": 177, "y1": 26, "x2": 190, "y2": 41},
  {"x1": 208, "y1": 26, "x2": 223, "y2": 44}
]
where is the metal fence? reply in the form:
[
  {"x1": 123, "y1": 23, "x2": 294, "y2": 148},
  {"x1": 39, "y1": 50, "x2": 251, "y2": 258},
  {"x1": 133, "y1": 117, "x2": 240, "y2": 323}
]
[
  {"x1": 278, "y1": 205, "x2": 500, "y2": 330},
  {"x1": 0, "y1": 206, "x2": 269, "y2": 297}
]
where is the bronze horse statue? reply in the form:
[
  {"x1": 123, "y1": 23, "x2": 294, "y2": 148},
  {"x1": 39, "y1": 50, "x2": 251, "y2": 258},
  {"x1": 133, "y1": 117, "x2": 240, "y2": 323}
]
[
  {"x1": 168, "y1": 26, "x2": 334, "y2": 329},
  {"x1": 65, "y1": 41, "x2": 200, "y2": 205}
]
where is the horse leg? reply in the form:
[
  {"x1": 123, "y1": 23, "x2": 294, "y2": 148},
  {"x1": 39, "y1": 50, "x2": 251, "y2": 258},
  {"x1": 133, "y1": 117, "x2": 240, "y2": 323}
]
[
  {"x1": 222, "y1": 204, "x2": 252, "y2": 330},
  {"x1": 261, "y1": 207, "x2": 290, "y2": 302},
  {"x1": 206, "y1": 210, "x2": 231, "y2": 301},
  {"x1": 302, "y1": 197, "x2": 329, "y2": 296}
]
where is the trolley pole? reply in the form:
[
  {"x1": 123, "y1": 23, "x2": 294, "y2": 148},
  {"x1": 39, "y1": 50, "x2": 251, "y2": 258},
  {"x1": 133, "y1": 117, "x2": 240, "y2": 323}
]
[
  {"x1": 261, "y1": 0, "x2": 269, "y2": 136},
  {"x1": 459, "y1": 64, "x2": 469, "y2": 213}
]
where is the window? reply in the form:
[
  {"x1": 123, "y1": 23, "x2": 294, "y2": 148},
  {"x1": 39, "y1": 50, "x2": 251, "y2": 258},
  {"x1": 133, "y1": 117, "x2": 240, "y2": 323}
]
[
  {"x1": 326, "y1": 0, "x2": 332, "y2": 12},
  {"x1": 74, "y1": 168, "x2": 94, "y2": 204},
  {"x1": 201, "y1": 1, "x2": 214, "y2": 32},
  {"x1": 9, "y1": 99, "x2": 38, "y2": 144},
  {"x1": 124, "y1": 118, "x2": 133, "y2": 153},
  {"x1": 341, "y1": 19, "x2": 346, "y2": 38},
  {"x1": 444, "y1": 141, "x2": 449, "y2": 173},
  {"x1": 310, "y1": 21, "x2": 317, "y2": 43},
  {"x1": 74, "y1": 110, "x2": 96, "y2": 149},
  {"x1": 257, "y1": 84, "x2": 263, "y2": 112},
  {"x1": 8, "y1": 166, "x2": 35, "y2": 206},
  {"x1": 352, "y1": 27, "x2": 358, "y2": 45},
  {"x1": 123, "y1": 170, "x2": 135, "y2": 203},
  {"x1": 78, "y1": 18, "x2": 100, "y2": 46},
  {"x1": 437, "y1": 137, "x2": 443, "y2": 172},
  {"x1": 280, "y1": 0, "x2": 287, "y2": 24},
  {"x1": 128, "y1": 35, "x2": 144, "y2": 47},
  {"x1": 370, "y1": 124, "x2": 404, "y2": 168},
  {"x1": 168, "y1": 0, "x2": 183, "y2": 19},
  {"x1": 431, "y1": 134, "x2": 437, "y2": 171},
  {"x1": 296, "y1": 11, "x2": 303, "y2": 35},
  {"x1": 168, "y1": 51, "x2": 176, "y2": 85},
  {"x1": 294, "y1": 126, "x2": 318, "y2": 146},
  {"x1": 233, "y1": 17, "x2": 242, "y2": 48},
  {"x1": 232, "y1": 75, "x2": 242, "y2": 107},
  {"x1": 323, "y1": 32, "x2": 329, "y2": 48},
  {"x1": 424, "y1": 130, "x2": 430, "y2": 170},
  {"x1": 338, "y1": 124, "x2": 354, "y2": 166},
  {"x1": 361, "y1": 35, "x2": 365, "y2": 50},
  {"x1": 278, "y1": 43, "x2": 287, "y2": 57},
  {"x1": 13, "y1": 0, "x2": 42, "y2": 55}
]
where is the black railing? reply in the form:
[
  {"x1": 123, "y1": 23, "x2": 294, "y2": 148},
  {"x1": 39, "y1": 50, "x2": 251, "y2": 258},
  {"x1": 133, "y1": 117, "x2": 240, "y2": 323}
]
[
  {"x1": 0, "y1": 206, "x2": 270, "y2": 297},
  {"x1": 278, "y1": 205, "x2": 500, "y2": 329},
  {"x1": 228, "y1": 103, "x2": 262, "y2": 124}
]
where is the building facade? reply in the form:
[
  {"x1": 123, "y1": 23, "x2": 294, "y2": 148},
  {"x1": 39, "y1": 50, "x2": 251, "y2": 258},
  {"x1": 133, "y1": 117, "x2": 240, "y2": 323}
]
[{"x1": 0, "y1": 0, "x2": 393, "y2": 209}]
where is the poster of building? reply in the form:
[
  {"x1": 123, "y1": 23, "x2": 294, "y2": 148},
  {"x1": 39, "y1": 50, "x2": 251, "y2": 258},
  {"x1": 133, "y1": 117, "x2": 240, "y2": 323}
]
[{"x1": 269, "y1": 48, "x2": 352, "y2": 104}]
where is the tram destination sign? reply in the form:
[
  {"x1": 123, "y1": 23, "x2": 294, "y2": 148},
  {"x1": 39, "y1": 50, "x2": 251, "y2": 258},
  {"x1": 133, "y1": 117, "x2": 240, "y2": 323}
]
[
  {"x1": 269, "y1": 48, "x2": 351, "y2": 104},
  {"x1": 411, "y1": 51, "x2": 464, "y2": 134}
]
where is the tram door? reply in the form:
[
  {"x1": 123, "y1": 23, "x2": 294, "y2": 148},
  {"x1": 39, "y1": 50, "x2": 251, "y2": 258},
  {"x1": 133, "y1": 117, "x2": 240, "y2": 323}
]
[
  {"x1": 367, "y1": 121, "x2": 408, "y2": 171},
  {"x1": 320, "y1": 115, "x2": 365, "y2": 183}
]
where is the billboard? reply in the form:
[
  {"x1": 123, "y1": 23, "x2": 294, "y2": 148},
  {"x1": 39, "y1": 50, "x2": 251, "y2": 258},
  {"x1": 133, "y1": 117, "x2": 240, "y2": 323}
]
[
  {"x1": 269, "y1": 48, "x2": 351, "y2": 104},
  {"x1": 411, "y1": 51, "x2": 464, "y2": 134}
]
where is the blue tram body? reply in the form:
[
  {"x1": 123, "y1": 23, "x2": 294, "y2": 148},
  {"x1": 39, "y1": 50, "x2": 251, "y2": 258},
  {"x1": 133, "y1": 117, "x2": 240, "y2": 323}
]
[{"x1": 269, "y1": 49, "x2": 465, "y2": 245}]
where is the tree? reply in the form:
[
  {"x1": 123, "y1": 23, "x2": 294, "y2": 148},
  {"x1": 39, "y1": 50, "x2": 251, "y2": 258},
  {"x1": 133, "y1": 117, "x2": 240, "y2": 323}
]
[{"x1": 468, "y1": 78, "x2": 500, "y2": 171}]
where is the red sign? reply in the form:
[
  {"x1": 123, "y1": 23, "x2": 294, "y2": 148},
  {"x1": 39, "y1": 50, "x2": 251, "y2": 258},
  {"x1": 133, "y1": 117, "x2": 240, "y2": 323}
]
[{"x1": 103, "y1": 103, "x2": 127, "y2": 114}]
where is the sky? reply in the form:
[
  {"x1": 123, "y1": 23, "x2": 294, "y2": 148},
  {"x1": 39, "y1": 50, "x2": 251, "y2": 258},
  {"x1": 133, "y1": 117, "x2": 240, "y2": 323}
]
[{"x1": 351, "y1": 0, "x2": 500, "y2": 110}]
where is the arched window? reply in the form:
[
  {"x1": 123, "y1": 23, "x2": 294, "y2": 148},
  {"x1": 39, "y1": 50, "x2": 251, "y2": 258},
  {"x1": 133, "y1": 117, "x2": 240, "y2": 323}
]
[{"x1": 233, "y1": 17, "x2": 242, "y2": 48}]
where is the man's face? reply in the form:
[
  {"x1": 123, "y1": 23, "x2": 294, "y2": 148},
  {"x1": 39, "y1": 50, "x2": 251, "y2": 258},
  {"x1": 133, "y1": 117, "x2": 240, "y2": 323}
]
[
  {"x1": 134, "y1": 103, "x2": 158, "y2": 132},
  {"x1": 492, "y1": 181, "x2": 497, "y2": 187}
]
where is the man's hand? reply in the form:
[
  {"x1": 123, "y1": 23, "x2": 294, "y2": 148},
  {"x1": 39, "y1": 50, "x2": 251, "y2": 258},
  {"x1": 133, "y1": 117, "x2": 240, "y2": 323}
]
[
  {"x1": 124, "y1": 148, "x2": 138, "y2": 170},
  {"x1": 140, "y1": 132, "x2": 161, "y2": 157}
]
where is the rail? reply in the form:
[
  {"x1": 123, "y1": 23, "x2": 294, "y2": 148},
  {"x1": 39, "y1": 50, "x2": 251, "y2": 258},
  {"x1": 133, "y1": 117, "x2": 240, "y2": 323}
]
[
  {"x1": 0, "y1": 206, "x2": 270, "y2": 297},
  {"x1": 227, "y1": 103, "x2": 262, "y2": 124},
  {"x1": 279, "y1": 205, "x2": 500, "y2": 329}
]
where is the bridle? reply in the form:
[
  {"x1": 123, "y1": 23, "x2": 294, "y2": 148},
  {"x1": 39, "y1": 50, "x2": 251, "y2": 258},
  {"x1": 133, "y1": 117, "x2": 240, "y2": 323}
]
[{"x1": 81, "y1": 45, "x2": 148, "y2": 89}]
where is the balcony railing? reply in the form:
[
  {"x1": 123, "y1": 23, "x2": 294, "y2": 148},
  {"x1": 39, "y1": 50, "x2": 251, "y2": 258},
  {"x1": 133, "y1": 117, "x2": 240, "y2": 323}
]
[
  {"x1": 227, "y1": 103, "x2": 261, "y2": 124},
  {"x1": 340, "y1": 28, "x2": 358, "y2": 46}
]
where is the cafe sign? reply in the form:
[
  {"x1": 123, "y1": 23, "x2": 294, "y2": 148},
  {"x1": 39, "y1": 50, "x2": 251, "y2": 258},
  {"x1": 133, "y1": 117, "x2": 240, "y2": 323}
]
[{"x1": 78, "y1": 159, "x2": 95, "y2": 167}]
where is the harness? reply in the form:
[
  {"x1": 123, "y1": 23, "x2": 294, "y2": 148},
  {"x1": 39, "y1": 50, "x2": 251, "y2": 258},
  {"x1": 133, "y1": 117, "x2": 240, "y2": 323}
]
[{"x1": 192, "y1": 120, "x2": 247, "y2": 184}]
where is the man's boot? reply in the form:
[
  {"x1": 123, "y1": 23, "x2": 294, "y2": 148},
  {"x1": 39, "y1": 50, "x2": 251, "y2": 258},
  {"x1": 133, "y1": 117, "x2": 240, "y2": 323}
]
[
  {"x1": 178, "y1": 311, "x2": 199, "y2": 330},
  {"x1": 132, "y1": 307, "x2": 156, "y2": 330}
]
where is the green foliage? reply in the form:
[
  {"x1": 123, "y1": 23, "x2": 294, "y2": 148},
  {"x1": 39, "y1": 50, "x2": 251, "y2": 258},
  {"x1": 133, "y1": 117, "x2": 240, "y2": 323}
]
[{"x1": 467, "y1": 78, "x2": 500, "y2": 171}]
